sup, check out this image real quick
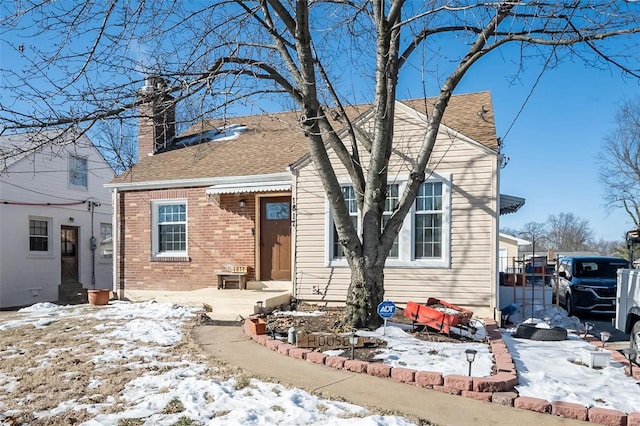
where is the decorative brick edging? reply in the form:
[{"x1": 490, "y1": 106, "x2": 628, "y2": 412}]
[{"x1": 243, "y1": 317, "x2": 640, "y2": 424}]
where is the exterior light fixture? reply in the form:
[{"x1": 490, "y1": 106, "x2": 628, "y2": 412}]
[
  {"x1": 622, "y1": 348, "x2": 637, "y2": 377},
  {"x1": 599, "y1": 331, "x2": 610, "y2": 349},
  {"x1": 238, "y1": 199, "x2": 246, "y2": 208},
  {"x1": 465, "y1": 349, "x2": 477, "y2": 376},
  {"x1": 69, "y1": 217, "x2": 74, "y2": 223},
  {"x1": 348, "y1": 332, "x2": 359, "y2": 360}
]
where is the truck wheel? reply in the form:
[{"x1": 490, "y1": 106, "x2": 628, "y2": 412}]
[
  {"x1": 565, "y1": 294, "x2": 574, "y2": 317},
  {"x1": 631, "y1": 321, "x2": 640, "y2": 364}
]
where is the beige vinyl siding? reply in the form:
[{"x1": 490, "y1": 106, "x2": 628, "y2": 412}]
[{"x1": 293, "y1": 103, "x2": 499, "y2": 317}]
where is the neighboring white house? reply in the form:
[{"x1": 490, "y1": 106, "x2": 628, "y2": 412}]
[{"x1": 0, "y1": 129, "x2": 115, "y2": 308}]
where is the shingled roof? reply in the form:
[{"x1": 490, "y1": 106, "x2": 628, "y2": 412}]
[{"x1": 111, "y1": 91, "x2": 498, "y2": 184}]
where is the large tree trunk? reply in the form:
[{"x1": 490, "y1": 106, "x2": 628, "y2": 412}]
[{"x1": 344, "y1": 256, "x2": 385, "y2": 329}]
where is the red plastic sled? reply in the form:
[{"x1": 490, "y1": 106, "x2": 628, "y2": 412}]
[{"x1": 403, "y1": 298, "x2": 473, "y2": 334}]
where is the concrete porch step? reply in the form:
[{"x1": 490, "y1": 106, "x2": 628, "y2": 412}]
[{"x1": 121, "y1": 286, "x2": 292, "y2": 321}]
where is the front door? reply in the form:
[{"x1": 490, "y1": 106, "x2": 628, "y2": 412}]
[
  {"x1": 260, "y1": 196, "x2": 291, "y2": 280},
  {"x1": 61, "y1": 226, "x2": 79, "y2": 284}
]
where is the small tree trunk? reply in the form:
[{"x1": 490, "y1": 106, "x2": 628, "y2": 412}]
[{"x1": 344, "y1": 257, "x2": 385, "y2": 329}]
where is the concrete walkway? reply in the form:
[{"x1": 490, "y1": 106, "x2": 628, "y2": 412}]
[{"x1": 194, "y1": 324, "x2": 587, "y2": 426}]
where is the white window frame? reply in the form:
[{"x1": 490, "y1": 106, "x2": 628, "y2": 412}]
[
  {"x1": 99, "y1": 222, "x2": 112, "y2": 259},
  {"x1": 325, "y1": 174, "x2": 451, "y2": 268},
  {"x1": 69, "y1": 155, "x2": 88, "y2": 189},
  {"x1": 28, "y1": 216, "x2": 52, "y2": 256},
  {"x1": 151, "y1": 199, "x2": 188, "y2": 257}
]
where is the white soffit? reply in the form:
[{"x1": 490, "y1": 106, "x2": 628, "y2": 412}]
[{"x1": 205, "y1": 181, "x2": 291, "y2": 195}]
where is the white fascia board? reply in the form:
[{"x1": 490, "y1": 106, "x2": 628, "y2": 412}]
[{"x1": 105, "y1": 171, "x2": 292, "y2": 191}]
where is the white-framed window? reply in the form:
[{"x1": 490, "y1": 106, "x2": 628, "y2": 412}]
[
  {"x1": 152, "y1": 200, "x2": 187, "y2": 257},
  {"x1": 415, "y1": 181, "x2": 443, "y2": 259},
  {"x1": 29, "y1": 217, "x2": 51, "y2": 253},
  {"x1": 325, "y1": 175, "x2": 451, "y2": 268},
  {"x1": 69, "y1": 155, "x2": 88, "y2": 188},
  {"x1": 100, "y1": 223, "x2": 112, "y2": 258},
  {"x1": 332, "y1": 186, "x2": 358, "y2": 259},
  {"x1": 382, "y1": 184, "x2": 399, "y2": 259}
]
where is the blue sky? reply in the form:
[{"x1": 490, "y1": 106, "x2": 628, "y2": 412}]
[
  {"x1": 2, "y1": 4, "x2": 638, "y2": 243},
  {"x1": 439, "y1": 56, "x2": 639, "y2": 242}
]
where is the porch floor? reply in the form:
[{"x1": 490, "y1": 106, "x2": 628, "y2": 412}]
[{"x1": 119, "y1": 281, "x2": 292, "y2": 321}]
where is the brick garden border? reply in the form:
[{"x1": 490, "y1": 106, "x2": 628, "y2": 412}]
[{"x1": 243, "y1": 318, "x2": 640, "y2": 425}]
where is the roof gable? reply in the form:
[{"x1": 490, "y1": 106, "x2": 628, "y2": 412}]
[{"x1": 0, "y1": 129, "x2": 111, "y2": 172}]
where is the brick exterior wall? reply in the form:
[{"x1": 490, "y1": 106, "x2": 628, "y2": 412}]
[{"x1": 117, "y1": 187, "x2": 256, "y2": 291}]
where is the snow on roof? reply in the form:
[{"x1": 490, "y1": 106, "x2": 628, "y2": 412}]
[{"x1": 173, "y1": 124, "x2": 247, "y2": 147}]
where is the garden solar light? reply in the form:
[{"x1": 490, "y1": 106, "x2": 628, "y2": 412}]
[
  {"x1": 622, "y1": 348, "x2": 637, "y2": 377},
  {"x1": 583, "y1": 322, "x2": 594, "y2": 339},
  {"x1": 465, "y1": 349, "x2": 477, "y2": 376},
  {"x1": 600, "y1": 331, "x2": 610, "y2": 348},
  {"x1": 348, "y1": 332, "x2": 358, "y2": 360},
  {"x1": 501, "y1": 313, "x2": 509, "y2": 328}
]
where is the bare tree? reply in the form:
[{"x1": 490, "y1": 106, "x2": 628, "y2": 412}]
[
  {"x1": 546, "y1": 212, "x2": 593, "y2": 251},
  {"x1": 3, "y1": 2, "x2": 640, "y2": 327},
  {"x1": 599, "y1": 97, "x2": 640, "y2": 229}
]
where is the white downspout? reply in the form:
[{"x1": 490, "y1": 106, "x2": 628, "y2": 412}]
[{"x1": 111, "y1": 187, "x2": 118, "y2": 295}]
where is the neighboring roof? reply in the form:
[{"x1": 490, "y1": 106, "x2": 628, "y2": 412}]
[
  {"x1": 499, "y1": 194, "x2": 525, "y2": 215},
  {"x1": 112, "y1": 91, "x2": 499, "y2": 185},
  {"x1": 499, "y1": 233, "x2": 531, "y2": 246}
]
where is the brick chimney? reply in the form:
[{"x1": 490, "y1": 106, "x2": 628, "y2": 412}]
[{"x1": 137, "y1": 76, "x2": 175, "y2": 159}]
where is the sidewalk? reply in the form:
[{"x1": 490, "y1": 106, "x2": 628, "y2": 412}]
[{"x1": 194, "y1": 324, "x2": 588, "y2": 426}]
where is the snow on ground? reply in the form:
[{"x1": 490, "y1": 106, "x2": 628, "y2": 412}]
[
  {"x1": 2, "y1": 300, "x2": 640, "y2": 425},
  {"x1": 502, "y1": 305, "x2": 640, "y2": 414},
  {"x1": 0, "y1": 301, "x2": 414, "y2": 425}
]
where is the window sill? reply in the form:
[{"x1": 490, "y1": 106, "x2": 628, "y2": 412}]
[
  {"x1": 326, "y1": 259, "x2": 450, "y2": 268},
  {"x1": 27, "y1": 252, "x2": 54, "y2": 259},
  {"x1": 151, "y1": 255, "x2": 190, "y2": 262}
]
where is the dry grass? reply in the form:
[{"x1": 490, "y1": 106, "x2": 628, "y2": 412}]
[{"x1": 0, "y1": 308, "x2": 233, "y2": 426}]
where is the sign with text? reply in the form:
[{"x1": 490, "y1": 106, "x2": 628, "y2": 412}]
[
  {"x1": 296, "y1": 332, "x2": 364, "y2": 350},
  {"x1": 377, "y1": 300, "x2": 396, "y2": 319}
]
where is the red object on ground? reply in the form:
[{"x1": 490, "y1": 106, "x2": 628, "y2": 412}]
[{"x1": 403, "y1": 298, "x2": 473, "y2": 334}]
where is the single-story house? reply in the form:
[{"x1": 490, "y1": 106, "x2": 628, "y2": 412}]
[
  {"x1": 107, "y1": 78, "x2": 522, "y2": 318},
  {"x1": 0, "y1": 130, "x2": 115, "y2": 308}
]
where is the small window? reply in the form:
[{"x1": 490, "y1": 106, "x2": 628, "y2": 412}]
[
  {"x1": 100, "y1": 223, "x2": 112, "y2": 258},
  {"x1": 266, "y1": 202, "x2": 290, "y2": 220},
  {"x1": 152, "y1": 200, "x2": 187, "y2": 256},
  {"x1": 29, "y1": 218, "x2": 50, "y2": 252},
  {"x1": 69, "y1": 155, "x2": 88, "y2": 188}
]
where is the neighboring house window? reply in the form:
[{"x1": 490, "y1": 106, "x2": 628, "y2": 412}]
[
  {"x1": 152, "y1": 200, "x2": 187, "y2": 256},
  {"x1": 69, "y1": 155, "x2": 88, "y2": 188},
  {"x1": 332, "y1": 186, "x2": 358, "y2": 259},
  {"x1": 100, "y1": 223, "x2": 112, "y2": 258},
  {"x1": 29, "y1": 217, "x2": 50, "y2": 252},
  {"x1": 415, "y1": 182, "x2": 443, "y2": 259},
  {"x1": 326, "y1": 175, "x2": 450, "y2": 267}
]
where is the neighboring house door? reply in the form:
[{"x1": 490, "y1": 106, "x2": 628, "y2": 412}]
[
  {"x1": 260, "y1": 196, "x2": 291, "y2": 280},
  {"x1": 61, "y1": 226, "x2": 79, "y2": 283}
]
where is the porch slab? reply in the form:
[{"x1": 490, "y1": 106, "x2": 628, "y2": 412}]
[{"x1": 119, "y1": 284, "x2": 291, "y2": 321}]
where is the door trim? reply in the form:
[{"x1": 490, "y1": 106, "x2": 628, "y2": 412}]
[{"x1": 255, "y1": 192, "x2": 292, "y2": 281}]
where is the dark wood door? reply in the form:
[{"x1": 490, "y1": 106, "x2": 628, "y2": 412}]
[
  {"x1": 61, "y1": 226, "x2": 79, "y2": 283},
  {"x1": 260, "y1": 197, "x2": 291, "y2": 280}
]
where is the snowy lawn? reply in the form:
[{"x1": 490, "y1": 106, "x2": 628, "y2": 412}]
[{"x1": 0, "y1": 301, "x2": 414, "y2": 425}]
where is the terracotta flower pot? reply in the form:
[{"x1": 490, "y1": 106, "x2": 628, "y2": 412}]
[{"x1": 88, "y1": 289, "x2": 110, "y2": 306}]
